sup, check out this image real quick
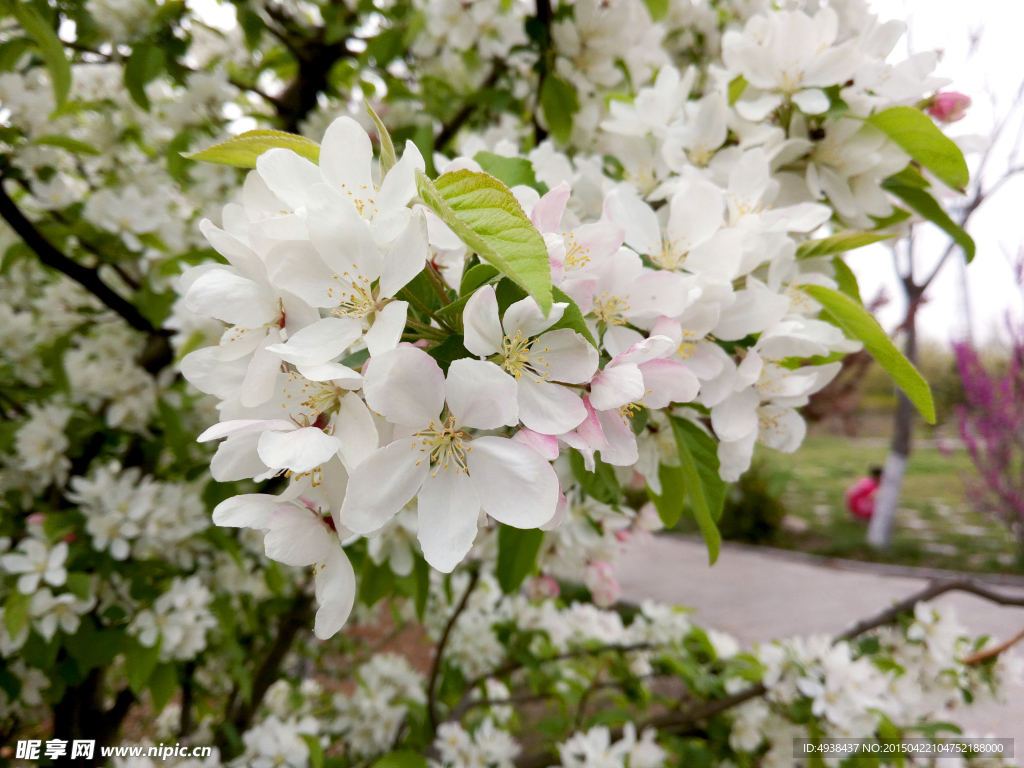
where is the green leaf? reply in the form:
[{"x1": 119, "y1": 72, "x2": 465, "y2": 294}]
[
  {"x1": 366, "y1": 101, "x2": 396, "y2": 183},
  {"x1": 4, "y1": 589, "x2": 29, "y2": 637},
  {"x1": 416, "y1": 168, "x2": 553, "y2": 315},
  {"x1": 728, "y1": 75, "x2": 747, "y2": 106},
  {"x1": 459, "y1": 263, "x2": 499, "y2": 296},
  {"x1": 803, "y1": 285, "x2": 936, "y2": 424},
  {"x1": 124, "y1": 43, "x2": 166, "y2": 111},
  {"x1": 641, "y1": 0, "x2": 668, "y2": 21},
  {"x1": 412, "y1": 553, "x2": 429, "y2": 622},
  {"x1": 493, "y1": 278, "x2": 597, "y2": 348},
  {"x1": 796, "y1": 231, "x2": 894, "y2": 260},
  {"x1": 188, "y1": 130, "x2": 321, "y2": 168},
  {"x1": 33, "y1": 135, "x2": 100, "y2": 155},
  {"x1": 425, "y1": 334, "x2": 472, "y2": 374},
  {"x1": 0, "y1": 38, "x2": 33, "y2": 72},
  {"x1": 867, "y1": 106, "x2": 969, "y2": 191},
  {"x1": 473, "y1": 151, "x2": 546, "y2": 193},
  {"x1": 358, "y1": 558, "x2": 395, "y2": 607},
  {"x1": 870, "y1": 207, "x2": 912, "y2": 230},
  {"x1": 148, "y1": 663, "x2": 178, "y2": 714},
  {"x1": 540, "y1": 76, "x2": 579, "y2": 144},
  {"x1": 569, "y1": 449, "x2": 622, "y2": 505},
  {"x1": 14, "y1": 3, "x2": 71, "y2": 107},
  {"x1": 669, "y1": 416, "x2": 725, "y2": 564},
  {"x1": 496, "y1": 524, "x2": 545, "y2": 594},
  {"x1": 831, "y1": 256, "x2": 862, "y2": 304},
  {"x1": 301, "y1": 734, "x2": 324, "y2": 768},
  {"x1": 371, "y1": 752, "x2": 428, "y2": 768},
  {"x1": 123, "y1": 635, "x2": 162, "y2": 694},
  {"x1": 881, "y1": 178, "x2": 976, "y2": 262},
  {"x1": 647, "y1": 464, "x2": 685, "y2": 528},
  {"x1": 65, "y1": 572, "x2": 93, "y2": 600}
]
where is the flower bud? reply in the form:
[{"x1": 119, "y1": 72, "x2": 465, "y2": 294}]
[
  {"x1": 525, "y1": 575, "x2": 560, "y2": 601},
  {"x1": 585, "y1": 561, "x2": 621, "y2": 607},
  {"x1": 928, "y1": 92, "x2": 971, "y2": 123}
]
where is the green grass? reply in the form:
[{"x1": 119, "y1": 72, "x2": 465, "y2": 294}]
[{"x1": 712, "y1": 437, "x2": 1022, "y2": 575}]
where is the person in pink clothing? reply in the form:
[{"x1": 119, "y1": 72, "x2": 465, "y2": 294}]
[{"x1": 846, "y1": 466, "x2": 883, "y2": 521}]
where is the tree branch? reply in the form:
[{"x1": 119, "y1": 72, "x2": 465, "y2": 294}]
[{"x1": 428, "y1": 568, "x2": 480, "y2": 732}]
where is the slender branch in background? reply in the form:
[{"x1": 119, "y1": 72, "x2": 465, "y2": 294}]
[
  {"x1": 531, "y1": 0, "x2": 554, "y2": 144},
  {"x1": 178, "y1": 662, "x2": 197, "y2": 738},
  {"x1": 435, "y1": 66, "x2": 504, "y2": 151},
  {"x1": 427, "y1": 567, "x2": 480, "y2": 732},
  {"x1": 0, "y1": 180, "x2": 155, "y2": 334}
]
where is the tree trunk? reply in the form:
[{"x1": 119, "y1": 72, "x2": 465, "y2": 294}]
[{"x1": 868, "y1": 295, "x2": 919, "y2": 549}]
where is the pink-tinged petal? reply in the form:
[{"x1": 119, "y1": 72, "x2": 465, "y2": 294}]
[
  {"x1": 503, "y1": 297, "x2": 566, "y2": 339},
  {"x1": 257, "y1": 428, "x2": 343, "y2": 473},
  {"x1": 512, "y1": 429, "x2": 560, "y2": 461},
  {"x1": 363, "y1": 346, "x2": 445, "y2": 427},
  {"x1": 665, "y1": 183, "x2": 724, "y2": 252},
  {"x1": 571, "y1": 221, "x2": 625, "y2": 264},
  {"x1": 241, "y1": 332, "x2": 284, "y2": 408},
  {"x1": 602, "y1": 188, "x2": 662, "y2": 257},
  {"x1": 713, "y1": 282, "x2": 790, "y2": 341},
  {"x1": 758, "y1": 405, "x2": 806, "y2": 452},
  {"x1": 516, "y1": 378, "x2": 587, "y2": 434},
  {"x1": 602, "y1": 325, "x2": 645, "y2": 359},
  {"x1": 445, "y1": 359, "x2": 519, "y2": 430},
  {"x1": 463, "y1": 284, "x2": 504, "y2": 357},
  {"x1": 314, "y1": 544, "x2": 356, "y2": 638},
  {"x1": 256, "y1": 148, "x2": 322, "y2": 210},
  {"x1": 211, "y1": 433, "x2": 270, "y2": 481},
  {"x1": 530, "y1": 181, "x2": 571, "y2": 234},
  {"x1": 540, "y1": 489, "x2": 568, "y2": 531},
  {"x1": 340, "y1": 439, "x2": 430, "y2": 534},
  {"x1": 718, "y1": 432, "x2": 756, "y2": 482},
  {"x1": 594, "y1": 409, "x2": 638, "y2": 466},
  {"x1": 637, "y1": 358, "x2": 699, "y2": 408},
  {"x1": 417, "y1": 468, "x2": 481, "y2": 573},
  {"x1": 589, "y1": 365, "x2": 645, "y2": 411},
  {"x1": 379, "y1": 209, "x2": 428, "y2": 298},
  {"x1": 649, "y1": 316, "x2": 682, "y2": 347},
  {"x1": 266, "y1": 241, "x2": 338, "y2": 308},
  {"x1": 318, "y1": 117, "x2": 374, "y2": 198},
  {"x1": 198, "y1": 419, "x2": 297, "y2": 442},
  {"x1": 561, "y1": 276, "x2": 596, "y2": 313},
  {"x1": 266, "y1": 317, "x2": 363, "y2": 367},
  {"x1": 375, "y1": 140, "x2": 424, "y2": 217},
  {"x1": 467, "y1": 436, "x2": 559, "y2": 528},
  {"x1": 264, "y1": 507, "x2": 334, "y2": 566},
  {"x1": 612, "y1": 335, "x2": 677, "y2": 367},
  {"x1": 184, "y1": 270, "x2": 278, "y2": 327},
  {"x1": 710, "y1": 388, "x2": 760, "y2": 443},
  {"x1": 560, "y1": 429, "x2": 599, "y2": 472},
  {"x1": 530, "y1": 329, "x2": 598, "y2": 384},
  {"x1": 336, "y1": 393, "x2": 378, "y2": 471},
  {"x1": 304, "y1": 183, "x2": 382, "y2": 279},
  {"x1": 629, "y1": 271, "x2": 692, "y2": 321},
  {"x1": 365, "y1": 300, "x2": 408, "y2": 358},
  {"x1": 212, "y1": 494, "x2": 287, "y2": 529}
]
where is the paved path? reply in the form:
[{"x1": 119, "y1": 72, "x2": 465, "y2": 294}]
[{"x1": 618, "y1": 535, "x2": 1024, "y2": 745}]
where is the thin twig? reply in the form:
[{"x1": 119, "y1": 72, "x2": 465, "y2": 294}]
[{"x1": 427, "y1": 568, "x2": 480, "y2": 733}]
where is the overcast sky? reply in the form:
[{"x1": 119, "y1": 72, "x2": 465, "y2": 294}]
[{"x1": 856, "y1": 0, "x2": 1024, "y2": 346}]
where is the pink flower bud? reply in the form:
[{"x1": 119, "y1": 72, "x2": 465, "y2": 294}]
[
  {"x1": 27, "y1": 513, "x2": 46, "y2": 526},
  {"x1": 525, "y1": 575, "x2": 560, "y2": 601},
  {"x1": 928, "y1": 92, "x2": 971, "y2": 123},
  {"x1": 585, "y1": 561, "x2": 621, "y2": 607}
]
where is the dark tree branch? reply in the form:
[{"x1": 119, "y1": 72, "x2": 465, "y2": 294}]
[
  {"x1": 0, "y1": 180, "x2": 155, "y2": 334},
  {"x1": 428, "y1": 567, "x2": 480, "y2": 733}
]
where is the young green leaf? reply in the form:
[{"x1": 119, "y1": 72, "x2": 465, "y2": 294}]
[
  {"x1": 188, "y1": 130, "x2": 321, "y2": 168},
  {"x1": 301, "y1": 734, "x2": 325, "y2": 768},
  {"x1": 473, "y1": 151, "x2": 547, "y2": 193},
  {"x1": 496, "y1": 524, "x2": 545, "y2": 594},
  {"x1": 803, "y1": 284, "x2": 936, "y2": 423},
  {"x1": 831, "y1": 256, "x2": 862, "y2": 304},
  {"x1": 372, "y1": 752, "x2": 428, "y2": 768},
  {"x1": 415, "y1": 168, "x2": 553, "y2": 315},
  {"x1": 124, "y1": 43, "x2": 166, "y2": 111},
  {"x1": 459, "y1": 263, "x2": 499, "y2": 296},
  {"x1": 728, "y1": 75, "x2": 747, "y2": 106},
  {"x1": 646, "y1": 464, "x2": 686, "y2": 528},
  {"x1": 14, "y1": 3, "x2": 71, "y2": 107},
  {"x1": 569, "y1": 449, "x2": 622, "y2": 505},
  {"x1": 148, "y1": 663, "x2": 178, "y2": 714},
  {"x1": 867, "y1": 106, "x2": 969, "y2": 191},
  {"x1": 796, "y1": 231, "x2": 894, "y2": 260},
  {"x1": 669, "y1": 416, "x2": 726, "y2": 565},
  {"x1": 881, "y1": 177, "x2": 975, "y2": 262},
  {"x1": 366, "y1": 101, "x2": 396, "y2": 182},
  {"x1": 540, "y1": 76, "x2": 579, "y2": 144},
  {"x1": 34, "y1": 135, "x2": 101, "y2": 155},
  {"x1": 123, "y1": 636, "x2": 163, "y2": 693}
]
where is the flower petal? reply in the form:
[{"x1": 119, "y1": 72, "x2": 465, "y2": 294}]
[
  {"x1": 417, "y1": 468, "x2": 481, "y2": 573},
  {"x1": 379, "y1": 209, "x2": 428, "y2": 298},
  {"x1": 363, "y1": 346, "x2": 445, "y2": 427},
  {"x1": 314, "y1": 545, "x2": 356, "y2": 639},
  {"x1": 637, "y1": 358, "x2": 699, "y2": 408},
  {"x1": 257, "y1": 427, "x2": 343, "y2": 473},
  {"x1": 530, "y1": 181, "x2": 571, "y2": 234},
  {"x1": 530, "y1": 329, "x2": 598, "y2": 384},
  {"x1": 212, "y1": 494, "x2": 286, "y2": 529},
  {"x1": 264, "y1": 507, "x2": 335, "y2": 566},
  {"x1": 256, "y1": 148, "x2": 322, "y2": 210},
  {"x1": 516, "y1": 378, "x2": 588, "y2": 435},
  {"x1": 589, "y1": 365, "x2": 645, "y2": 411},
  {"x1": 184, "y1": 270, "x2": 278, "y2": 328},
  {"x1": 304, "y1": 183, "x2": 382, "y2": 279},
  {"x1": 336, "y1": 392, "x2": 378, "y2": 471},
  {"x1": 340, "y1": 439, "x2": 429, "y2": 534},
  {"x1": 467, "y1": 436, "x2": 558, "y2": 528},
  {"x1": 318, "y1": 117, "x2": 374, "y2": 200},
  {"x1": 364, "y1": 300, "x2": 408, "y2": 358},
  {"x1": 445, "y1": 359, "x2": 519, "y2": 430},
  {"x1": 503, "y1": 297, "x2": 566, "y2": 339},
  {"x1": 463, "y1": 284, "x2": 504, "y2": 357},
  {"x1": 266, "y1": 317, "x2": 363, "y2": 367}
]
